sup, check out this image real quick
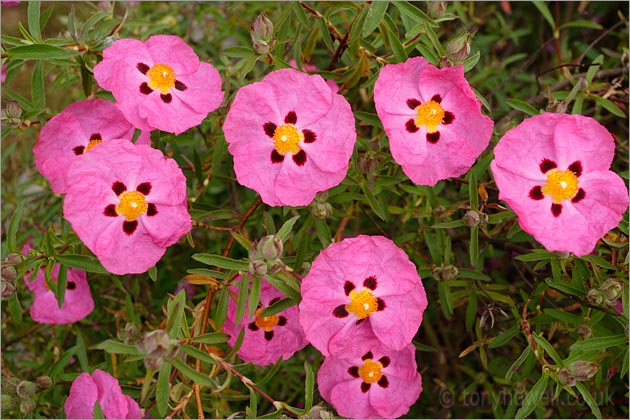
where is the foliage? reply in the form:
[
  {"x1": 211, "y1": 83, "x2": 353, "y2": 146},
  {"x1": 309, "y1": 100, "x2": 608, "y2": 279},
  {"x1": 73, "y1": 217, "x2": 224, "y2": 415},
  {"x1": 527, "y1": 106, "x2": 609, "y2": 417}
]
[{"x1": 1, "y1": 1, "x2": 628, "y2": 418}]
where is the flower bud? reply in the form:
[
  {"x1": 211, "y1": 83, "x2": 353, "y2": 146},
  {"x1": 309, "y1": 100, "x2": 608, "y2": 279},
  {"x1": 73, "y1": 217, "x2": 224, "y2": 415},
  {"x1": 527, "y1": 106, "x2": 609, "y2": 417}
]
[
  {"x1": 1, "y1": 394, "x2": 15, "y2": 412},
  {"x1": 1, "y1": 280, "x2": 16, "y2": 300},
  {"x1": 445, "y1": 32, "x2": 472, "y2": 64},
  {"x1": 557, "y1": 369, "x2": 576, "y2": 387},
  {"x1": 463, "y1": 210, "x2": 480, "y2": 227},
  {"x1": 267, "y1": 260, "x2": 285, "y2": 275},
  {"x1": 1, "y1": 265, "x2": 17, "y2": 282},
  {"x1": 4, "y1": 100, "x2": 22, "y2": 127},
  {"x1": 576, "y1": 325, "x2": 592, "y2": 340},
  {"x1": 249, "y1": 259, "x2": 268, "y2": 276},
  {"x1": 5, "y1": 253, "x2": 22, "y2": 265},
  {"x1": 427, "y1": 1, "x2": 447, "y2": 18},
  {"x1": 252, "y1": 40, "x2": 270, "y2": 55},
  {"x1": 137, "y1": 329, "x2": 171, "y2": 359},
  {"x1": 35, "y1": 376, "x2": 53, "y2": 389},
  {"x1": 311, "y1": 202, "x2": 333, "y2": 220},
  {"x1": 441, "y1": 264, "x2": 459, "y2": 281},
  {"x1": 144, "y1": 356, "x2": 163, "y2": 371},
  {"x1": 357, "y1": 155, "x2": 378, "y2": 174},
  {"x1": 20, "y1": 399, "x2": 36, "y2": 416},
  {"x1": 586, "y1": 289, "x2": 603, "y2": 306},
  {"x1": 307, "y1": 405, "x2": 334, "y2": 419},
  {"x1": 257, "y1": 235, "x2": 283, "y2": 261},
  {"x1": 432, "y1": 266, "x2": 443, "y2": 281},
  {"x1": 432, "y1": 205, "x2": 447, "y2": 218},
  {"x1": 251, "y1": 12, "x2": 273, "y2": 41},
  {"x1": 16, "y1": 381, "x2": 37, "y2": 399},
  {"x1": 598, "y1": 278, "x2": 622, "y2": 301},
  {"x1": 569, "y1": 360, "x2": 598, "y2": 381}
]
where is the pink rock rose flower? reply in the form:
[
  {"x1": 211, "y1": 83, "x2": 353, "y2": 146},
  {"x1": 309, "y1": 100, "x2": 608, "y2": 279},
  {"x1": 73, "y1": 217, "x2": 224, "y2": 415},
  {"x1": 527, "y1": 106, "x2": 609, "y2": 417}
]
[
  {"x1": 223, "y1": 68, "x2": 356, "y2": 206},
  {"x1": 317, "y1": 343, "x2": 422, "y2": 418},
  {"x1": 33, "y1": 98, "x2": 149, "y2": 194},
  {"x1": 299, "y1": 235, "x2": 427, "y2": 357},
  {"x1": 491, "y1": 113, "x2": 628, "y2": 256},
  {"x1": 93, "y1": 35, "x2": 224, "y2": 134},
  {"x1": 223, "y1": 277, "x2": 308, "y2": 365},
  {"x1": 63, "y1": 139, "x2": 191, "y2": 275},
  {"x1": 374, "y1": 56, "x2": 493, "y2": 185},
  {"x1": 24, "y1": 264, "x2": 94, "y2": 324},
  {"x1": 64, "y1": 369, "x2": 141, "y2": 419}
]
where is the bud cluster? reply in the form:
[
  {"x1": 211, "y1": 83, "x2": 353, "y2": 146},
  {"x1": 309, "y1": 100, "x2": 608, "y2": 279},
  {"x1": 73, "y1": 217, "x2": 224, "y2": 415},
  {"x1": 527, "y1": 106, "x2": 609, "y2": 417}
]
[
  {"x1": 1, "y1": 375, "x2": 52, "y2": 417},
  {"x1": 558, "y1": 361, "x2": 599, "y2": 387},
  {"x1": 432, "y1": 264, "x2": 459, "y2": 282},
  {"x1": 1, "y1": 253, "x2": 23, "y2": 301},
  {"x1": 587, "y1": 278, "x2": 623, "y2": 308},
  {"x1": 136, "y1": 329, "x2": 181, "y2": 370},
  {"x1": 249, "y1": 234, "x2": 285, "y2": 276},
  {"x1": 250, "y1": 12, "x2": 274, "y2": 55}
]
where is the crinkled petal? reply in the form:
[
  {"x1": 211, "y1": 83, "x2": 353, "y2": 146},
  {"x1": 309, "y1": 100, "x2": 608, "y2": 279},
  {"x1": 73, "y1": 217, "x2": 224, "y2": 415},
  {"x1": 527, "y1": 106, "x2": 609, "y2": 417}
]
[
  {"x1": 64, "y1": 373, "x2": 99, "y2": 419},
  {"x1": 552, "y1": 113, "x2": 616, "y2": 170},
  {"x1": 124, "y1": 396, "x2": 142, "y2": 419},
  {"x1": 92, "y1": 369, "x2": 130, "y2": 419},
  {"x1": 139, "y1": 90, "x2": 208, "y2": 135},
  {"x1": 228, "y1": 138, "x2": 280, "y2": 205},
  {"x1": 145, "y1": 34, "x2": 200, "y2": 75},
  {"x1": 93, "y1": 38, "x2": 151, "y2": 93},
  {"x1": 172, "y1": 62, "x2": 224, "y2": 114}
]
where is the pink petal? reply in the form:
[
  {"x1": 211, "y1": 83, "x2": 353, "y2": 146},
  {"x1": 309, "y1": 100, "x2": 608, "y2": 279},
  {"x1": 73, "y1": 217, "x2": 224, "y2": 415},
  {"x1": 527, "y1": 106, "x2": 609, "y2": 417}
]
[
  {"x1": 317, "y1": 357, "x2": 376, "y2": 418},
  {"x1": 138, "y1": 89, "x2": 207, "y2": 135},
  {"x1": 228, "y1": 138, "x2": 280, "y2": 206},
  {"x1": 172, "y1": 62, "x2": 224, "y2": 114},
  {"x1": 64, "y1": 373, "x2": 99, "y2": 419},
  {"x1": 93, "y1": 38, "x2": 151, "y2": 93},
  {"x1": 92, "y1": 369, "x2": 131, "y2": 419},
  {"x1": 145, "y1": 35, "x2": 200, "y2": 76}
]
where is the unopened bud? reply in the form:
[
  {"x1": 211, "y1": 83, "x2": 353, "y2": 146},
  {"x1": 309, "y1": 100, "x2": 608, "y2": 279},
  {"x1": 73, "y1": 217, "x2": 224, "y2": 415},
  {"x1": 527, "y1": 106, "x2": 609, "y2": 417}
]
[
  {"x1": 433, "y1": 205, "x2": 447, "y2": 218},
  {"x1": 251, "y1": 12, "x2": 273, "y2": 41},
  {"x1": 598, "y1": 278, "x2": 622, "y2": 301},
  {"x1": 16, "y1": 381, "x2": 37, "y2": 399},
  {"x1": 165, "y1": 341, "x2": 181, "y2": 361},
  {"x1": 20, "y1": 399, "x2": 36, "y2": 416},
  {"x1": 311, "y1": 202, "x2": 333, "y2": 220},
  {"x1": 586, "y1": 289, "x2": 603, "y2": 306},
  {"x1": 357, "y1": 155, "x2": 378, "y2": 174},
  {"x1": 569, "y1": 360, "x2": 598, "y2": 381},
  {"x1": 5, "y1": 253, "x2": 22, "y2": 265},
  {"x1": 557, "y1": 369, "x2": 576, "y2": 386},
  {"x1": 427, "y1": 1, "x2": 447, "y2": 18},
  {"x1": 252, "y1": 40, "x2": 270, "y2": 55},
  {"x1": 35, "y1": 376, "x2": 53, "y2": 389},
  {"x1": 138, "y1": 329, "x2": 171, "y2": 359},
  {"x1": 267, "y1": 260, "x2": 285, "y2": 275},
  {"x1": 257, "y1": 235, "x2": 283, "y2": 261},
  {"x1": 576, "y1": 325, "x2": 592, "y2": 340},
  {"x1": 6, "y1": 100, "x2": 22, "y2": 120},
  {"x1": 445, "y1": 32, "x2": 472, "y2": 63},
  {"x1": 307, "y1": 405, "x2": 334, "y2": 419},
  {"x1": 1, "y1": 280, "x2": 16, "y2": 300},
  {"x1": 144, "y1": 356, "x2": 163, "y2": 371},
  {"x1": 249, "y1": 259, "x2": 267, "y2": 276},
  {"x1": 441, "y1": 264, "x2": 459, "y2": 281},
  {"x1": 1, "y1": 265, "x2": 17, "y2": 282},
  {"x1": 1, "y1": 394, "x2": 14, "y2": 411},
  {"x1": 463, "y1": 210, "x2": 480, "y2": 227}
]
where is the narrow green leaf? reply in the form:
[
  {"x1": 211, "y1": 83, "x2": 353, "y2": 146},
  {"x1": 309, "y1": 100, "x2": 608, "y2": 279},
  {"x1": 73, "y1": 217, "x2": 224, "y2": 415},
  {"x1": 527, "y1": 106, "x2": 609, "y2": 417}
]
[
  {"x1": 8, "y1": 293, "x2": 23, "y2": 325},
  {"x1": 304, "y1": 361, "x2": 315, "y2": 413},
  {"x1": 265, "y1": 272, "x2": 301, "y2": 302},
  {"x1": 214, "y1": 287, "x2": 229, "y2": 330},
  {"x1": 260, "y1": 297, "x2": 298, "y2": 317},
  {"x1": 314, "y1": 218, "x2": 332, "y2": 249},
  {"x1": 506, "y1": 98, "x2": 540, "y2": 116},
  {"x1": 437, "y1": 281, "x2": 453, "y2": 319},
  {"x1": 166, "y1": 289, "x2": 187, "y2": 338},
  {"x1": 362, "y1": 1, "x2": 389, "y2": 37},
  {"x1": 394, "y1": 1, "x2": 438, "y2": 27},
  {"x1": 189, "y1": 332, "x2": 230, "y2": 345},
  {"x1": 348, "y1": 4, "x2": 369, "y2": 48},
  {"x1": 585, "y1": 55, "x2": 603, "y2": 84},
  {"x1": 570, "y1": 335, "x2": 627, "y2": 352},
  {"x1": 620, "y1": 348, "x2": 628, "y2": 378},
  {"x1": 412, "y1": 341, "x2": 437, "y2": 352},
  {"x1": 532, "y1": 1, "x2": 555, "y2": 30},
  {"x1": 277, "y1": 215, "x2": 300, "y2": 242},
  {"x1": 222, "y1": 46, "x2": 254, "y2": 58},
  {"x1": 257, "y1": 357, "x2": 285, "y2": 385},
  {"x1": 210, "y1": 135, "x2": 226, "y2": 177},
  {"x1": 249, "y1": 274, "x2": 261, "y2": 318},
  {"x1": 191, "y1": 253, "x2": 249, "y2": 271},
  {"x1": 156, "y1": 363, "x2": 171, "y2": 417},
  {"x1": 575, "y1": 382, "x2": 603, "y2": 419},
  {"x1": 54, "y1": 254, "x2": 109, "y2": 274},
  {"x1": 463, "y1": 51, "x2": 481, "y2": 72},
  {"x1": 592, "y1": 95, "x2": 626, "y2": 118},
  {"x1": 458, "y1": 268, "x2": 491, "y2": 282},
  {"x1": 387, "y1": 27, "x2": 407, "y2": 62},
  {"x1": 431, "y1": 219, "x2": 466, "y2": 229},
  {"x1": 31, "y1": 60, "x2": 45, "y2": 110},
  {"x1": 6, "y1": 44, "x2": 79, "y2": 60},
  {"x1": 180, "y1": 344, "x2": 218, "y2": 365},
  {"x1": 54, "y1": 264, "x2": 67, "y2": 309},
  {"x1": 423, "y1": 20, "x2": 445, "y2": 56},
  {"x1": 27, "y1": 0, "x2": 42, "y2": 41},
  {"x1": 67, "y1": 5, "x2": 77, "y2": 41},
  {"x1": 245, "y1": 384, "x2": 258, "y2": 418},
  {"x1": 93, "y1": 339, "x2": 140, "y2": 355},
  {"x1": 489, "y1": 325, "x2": 520, "y2": 349},
  {"x1": 469, "y1": 225, "x2": 479, "y2": 267},
  {"x1": 235, "y1": 274, "x2": 249, "y2": 327},
  {"x1": 359, "y1": 182, "x2": 386, "y2": 221},
  {"x1": 505, "y1": 345, "x2": 533, "y2": 383},
  {"x1": 354, "y1": 111, "x2": 383, "y2": 128},
  {"x1": 515, "y1": 373, "x2": 548, "y2": 419},
  {"x1": 465, "y1": 292, "x2": 477, "y2": 331},
  {"x1": 7, "y1": 201, "x2": 24, "y2": 253},
  {"x1": 487, "y1": 210, "x2": 516, "y2": 224},
  {"x1": 543, "y1": 308, "x2": 583, "y2": 324},
  {"x1": 559, "y1": 19, "x2": 603, "y2": 30},
  {"x1": 75, "y1": 333, "x2": 90, "y2": 372},
  {"x1": 170, "y1": 358, "x2": 215, "y2": 388},
  {"x1": 468, "y1": 172, "x2": 478, "y2": 209},
  {"x1": 148, "y1": 265, "x2": 158, "y2": 282},
  {"x1": 192, "y1": 148, "x2": 204, "y2": 186},
  {"x1": 532, "y1": 334, "x2": 562, "y2": 364}
]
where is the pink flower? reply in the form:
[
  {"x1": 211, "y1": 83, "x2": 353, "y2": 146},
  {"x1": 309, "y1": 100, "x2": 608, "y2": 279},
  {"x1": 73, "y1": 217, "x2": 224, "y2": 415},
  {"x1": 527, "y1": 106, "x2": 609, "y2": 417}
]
[
  {"x1": 63, "y1": 139, "x2": 191, "y2": 275},
  {"x1": 1, "y1": 63, "x2": 6, "y2": 83},
  {"x1": 93, "y1": 35, "x2": 223, "y2": 134},
  {"x1": 288, "y1": 59, "x2": 339, "y2": 93},
  {"x1": 33, "y1": 99, "x2": 150, "y2": 194},
  {"x1": 299, "y1": 235, "x2": 427, "y2": 357},
  {"x1": 1, "y1": 1, "x2": 21, "y2": 6},
  {"x1": 491, "y1": 113, "x2": 628, "y2": 256},
  {"x1": 24, "y1": 264, "x2": 94, "y2": 324},
  {"x1": 64, "y1": 369, "x2": 141, "y2": 419},
  {"x1": 222, "y1": 277, "x2": 308, "y2": 365},
  {"x1": 374, "y1": 56, "x2": 493, "y2": 185},
  {"x1": 223, "y1": 68, "x2": 356, "y2": 206},
  {"x1": 317, "y1": 343, "x2": 422, "y2": 418}
]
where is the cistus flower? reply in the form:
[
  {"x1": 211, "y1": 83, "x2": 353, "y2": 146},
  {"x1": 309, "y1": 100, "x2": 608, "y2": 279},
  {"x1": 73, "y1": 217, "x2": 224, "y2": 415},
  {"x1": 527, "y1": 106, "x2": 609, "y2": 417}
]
[
  {"x1": 63, "y1": 139, "x2": 191, "y2": 275},
  {"x1": 33, "y1": 99, "x2": 149, "y2": 194},
  {"x1": 317, "y1": 343, "x2": 422, "y2": 418},
  {"x1": 93, "y1": 35, "x2": 224, "y2": 134},
  {"x1": 222, "y1": 277, "x2": 308, "y2": 365},
  {"x1": 64, "y1": 369, "x2": 141, "y2": 419},
  {"x1": 374, "y1": 56, "x2": 493, "y2": 185},
  {"x1": 24, "y1": 264, "x2": 94, "y2": 324},
  {"x1": 490, "y1": 113, "x2": 628, "y2": 256},
  {"x1": 223, "y1": 68, "x2": 356, "y2": 206},
  {"x1": 299, "y1": 235, "x2": 427, "y2": 358}
]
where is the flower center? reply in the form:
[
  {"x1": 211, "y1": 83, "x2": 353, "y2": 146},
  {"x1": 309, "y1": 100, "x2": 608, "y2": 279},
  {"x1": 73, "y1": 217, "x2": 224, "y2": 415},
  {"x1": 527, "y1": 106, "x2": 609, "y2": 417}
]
[
  {"x1": 147, "y1": 63, "x2": 176, "y2": 94},
  {"x1": 254, "y1": 307, "x2": 279, "y2": 332},
  {"x1": 272, "y1": 124, "x2": 303, "y2": 155},
  {"x1": 542, "y1": 169, "x2": 579, "y2": 203},
  {"x1": 346, "y1": 289, "x2": 378, "y2": 319},
  {"x1": 84, "y1": 139, "x2": 102, "y2": 153},
  {"x1": 414, "y1": 100, "x2": 446, "y2": 133},
  {"x1": 116, "y1": 191, "x2": 148, "y2": 221},
  {"x1": 358, "y1": 359, "x2": 383, "y2": 384}
]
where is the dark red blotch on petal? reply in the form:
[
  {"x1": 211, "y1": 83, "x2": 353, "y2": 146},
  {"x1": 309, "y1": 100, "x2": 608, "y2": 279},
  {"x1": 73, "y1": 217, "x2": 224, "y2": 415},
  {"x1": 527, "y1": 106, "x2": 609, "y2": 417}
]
[
  {"x1": 90, "y1": 133, "x2": 102, "y2": 141},
  {"x1": 123, "y1": 220, "x2": 138, "y2": 235},
  {"x1": 376, "y1": 298, "x2": 386, "y2": 311},
  {"x1": 136, "y1": 182, "x2": 152, "y2": 195},
  {"x1": 443, "y1": 111, "x2": 455, "y2": 125},
  {"x1": 278, "y1": 316, "x2": 287, "y2": 326},
  {"x1": 264, "y1": 331, "x2": 274, "y2": 341},
  {"x1": 362, "y1": 351, "x2": 373, "y2": 361},
  {"x1": 292, "y1": 150, "x2": 307, "y2": 166},
  {"x1": 406, "y1": 98, "x2": 421, "y2": 110},
  {"x1": 363, "y1": 276, "x2": 377, "y2": 290},
  {"x1": 160, "y1": 94, "x2": 172, "y2": 104},
  {"x1": 348, "y1": 366, "x2": 360, "y2": 378},
  {"x1": 568, "y1": 161, "x2": 583, "y2": 177},
  {"x1": 539, "y1": 159, "x2": 557, "y2": 174},
  {"x1": 551, "y1": 204, "x2": 562, "y2": 217},
  {"x1": 104, "y1": 204, "x2": 117, "y2": 217},
  {"x1": 112, "y1": 181, "x2": 127, "y2": 196},
  {"x1": 426, "y1": 132, "x2": 440, "y2": 143},
  {"x1": 572, "y1": 188, "x2": 585, "y2": 203},
  {"x1": 378, "y1": 356, "x2": 390, "y2": 367},
  {"x1": 303, "y1": 129, "x2": 317, "y2": 143},
  {"x1": 271, "y1": 150, "x2": 284, "y2": 164},
  {"x1": 67, "y1": 281, "x2": 76, "y2": 290},
  {"x1": 529, "y1": 186, "x2": 544, "y2": 200},
  {"x1": 344, "y1": 281, "x2": 355, "y2": 296},
  {"x1": 431, "y1": 94, "x2": 442, "y2": 103},
  {"x1": 406, "y1": 119, "x2": 419, "y2": 133},
  {"x1": 136, "y1": 63, "x2": 149, "y2": 74},
  {"x1": 147, "y1": 203, "x2": 158, "y2": 216},
  {"x1": 139, "y1": 83, "x2": 153, "y2": 95},
  {"x1": 263, "y1": 122, "x2": 277, "y2": 138},
  {"x1": 284, "y1": 111, "x2": 297, "y2": 124},
  {"x1": 333, "y1": 305, "x2": 349, "y2": 318},
  {"x1": 377, "y1": 376, "x2": 389, "y2": 388},
  {"x1": 361, "y1": 383, "x2": 371, "y2": 393},
  {"x1": 174, "y1": 81, "x2": 188, "y2": 91},
  {"x1": 248, "y1": 323, "x2": 259, "y2": 331},
  {"x1": 73, "y1": 146, "x2": 85, "y2": 155}
]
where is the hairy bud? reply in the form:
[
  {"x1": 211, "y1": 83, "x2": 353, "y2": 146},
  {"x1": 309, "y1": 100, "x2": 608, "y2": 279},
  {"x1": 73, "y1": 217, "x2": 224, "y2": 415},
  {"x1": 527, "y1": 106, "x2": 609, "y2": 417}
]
[
  {"x1": 5, "y1": 253, "x2": 22, "y2": 265},
  {"x1": 1, "y1": 280, "x2": 16, "y2": 301},
  {"x1": 251, "y1": 13, "x2": 273, "y2": 55},
  {"x1": 569, "y1": 361, "x2": 598, "y2": 381},
  {"x1": 35, "y1": 376, "x2": 53, "y2": 389},
  {"x1": 598, "y1": 278, "x2": 622, "y2": 301},
  {"x1": 427, "y1": 1, "x2": 447, "y2": 18},
  {"x1": 257, "y1": 235, "x2": 283, "y2": 261},
  {"x1": 16, "y1": 381, "x2": 38, "y2": 399},
  {"x1": 20, "y1": 399, "x2": 36, "y2": 416},
  {"x1": 463, "y1": 210, "x2": 480, "y2": 227},
  {"x1": 586, "y1": 289, "x2": 603, "y2": 306},
  {"x1": 249, "y1": 259, "x2": 268, "y2": 276},
  {"x1": 1, "y1": 265, "x2": 18, "y2": 282},
  {"x1": 311, "y1": 201, "x2": 333, "y2": 220},
  {"x1": 445, "y1": 32, "x2": 472, "y2": 64},
  {"x1": 557, "y1": 369, "x2": 576, "y2": 387},
  {"x1": 576, "y1": 325, "x2": 592, "y2": 340}
]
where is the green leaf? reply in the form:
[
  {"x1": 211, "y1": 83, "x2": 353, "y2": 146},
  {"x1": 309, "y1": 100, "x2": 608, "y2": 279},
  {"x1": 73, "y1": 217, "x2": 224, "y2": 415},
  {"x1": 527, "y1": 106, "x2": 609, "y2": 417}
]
[
  {"x1": 394, "y1": 1, "x2": 437, "y2": 27},
  {"x1": 260, "y1": 297, "x2": 298, "y2": 317},
  {"x1": 575, "y1": 382, "x2": 603, "y2": 419},
  {"x1": 465, "y1": 292, "x2": 477, "y2": 331},
  {"x1": 222, "y1": 46, "x2": 254, "y2": 58},
  {"x1": 570, "y1": 335, "x2": 627, "y2": 352},
  {"x1": 166, "y1": 289, "x2": 187, "y2": 338},
  {"x1": 304, "y1": 361, "x2": 315, "y2": 413},
  {"x1": 463, "y1": 51, "x2": 481, "y2": 72},
  {"x1": 348, "y1": 4, "x2": 369, "y2": 48},
  {"x1": 191, "y1": 253, "x2": 249, "y2": 271},
  {"x1": 506, "y1": 98, "x2": 540, "y2": 116},
  {"x1": 31, "y1": 59, "x2": 45, "y2": 111},
  {"x1": 354, "y1": 111, "x2": 383, "y2": 128},
  {"x1": 532, "y1": 1, "x2": 555, "y2": 30},
  {"x1": 437, "y1": 281, "x2": 453, "y2": 319},
  {"x1": 532, "y1": 334, "x2": 562, "y2": 364},
  {"x1": 542, "y1": 308, "x2": 583, "y2": 324},
  {"x1": 505, "y1": 346, "x2": 533, "y2": 383},
  {"x1": 93, "y1": 339, "x2": 140, "y2": 355},
  {"x1": 214, "y1": 287, "x2": 229, "y2": 330},
  {"x1": 192, "y1": 148, "x2": 204, "y2": 186},
  {"x1": 235, "y1": 274, "x2": 249, "y2": 327},
  {"x1": 148, "y1": 265, "x2": 158, "y2": 282},
  {"x1": 559, "y1": 19, "x2": 603, "y2": 31},
  {"x1": 7, "y1": 201, "x2": 24, "y2": 253},
  {"x1": 359, "y1": 182, "x2": 386, "y2": 221},
  {"x1": 515, "y1": 373, "x2": 548, "y2": 419},
  {"x1": 469, "y1": 225, "x2": 479, "y2": 267},
  {"x1": 54, "y1": 254, "x2": 109, "y2": 274},
  {"x1": 6, "y1": 44, "x2": 79, "y2": 60},
  {"x1": 585, "y1": 55, "x2": 603, "y2": 84},
  {"x1": 431, "y1": 219, "x2": 466, "y2": 229},
  {"x1": 489, "y1": 325, "x2": 519, "y2": 349},
  {"x1": 93, "y1": 401, "x2": 105, "y2": 419},
  {"x1": 387, "y1": 27, "x2": 407, "y2": 62},
  {"x1": 245, "y1": 384, "x2": 258, "y2": 418},
  {"x1": 171, "y1": 358, "x2": 215, "y2": 388},
  {"x1": 265, "y1": 272, "x2": 301, "y2": 302},
  {"x1": 458, "y1": 268, "x2": 491, "y2": 282},
  {"x1": 591, "y1": 95, "x2": 626, "y2": 118},
  {"x1": 314, "y1": 218, "x2": 332, "y2": 249},
  {"x1": 362, "y1": 1, "x2": 389, "y2": 37},
  {"x1": 54, "y1": 264, "x2": 67, "y2": 309},
  {"x1": 189, "y1": 332, "x2": 230, "y2": 345},
  {"x1": 487, "y1": 210, "x2": 516, "y2": 224},
  {"x1": 8, "y1": 293, "x2": 23, "y2": 325},
  {"x1": 277, "y1": 215, "x2": 300, "y2": 242},
  {"x1": 156, "y1": 362, "x2": 171, "y2": 418},
  {"x1": 249, "y1": 274, "x2": 261, "y2": 318},
  {"x1": 180, "y1": 344, "x2": 218, "y2": 365},
  {"x1": 412, "y1": 341, "x2": 437, "y2": 352},
  {"x1": 27, "y1": 0, "x2": 42, "y2": 41}
]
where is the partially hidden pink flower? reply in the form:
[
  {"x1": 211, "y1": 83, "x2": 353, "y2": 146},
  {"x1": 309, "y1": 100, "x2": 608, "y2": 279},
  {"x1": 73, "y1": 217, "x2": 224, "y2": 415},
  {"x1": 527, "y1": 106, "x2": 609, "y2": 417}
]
[
  {"x1": 63, "y1": 139, "x2": 191, "y2": 275},
  {"x1": 1, "y1": 1, "x2": 20, "y2": 7},
  {"x1": 223, "y1": 68, "x2": 356, "y2": 206},
  {"x1": 33, "y1": 98, "x2": 150, "y2": 194},
  {"x1": 374, "y1": 56, "x2": 493, "y2": 185},
  {"x1": 490, "y1": 113, "x2": 628, "y2": 256},
  {"x1": 299, "y1": 235, "x2": 427, "y2": 357},
  {"x1": 317, "y1": 343, "x2": 422, "y2": 418},
  {"x1": 1, "y1": 63, "x2": 6, "y2": 83},
  {"x1": 93, "y1": 35, "x2": 224, "y2": 134},
  {"x1": 24, "y1": 264, "x2": 94, "y2": 324},
  {"x1": 223, "y1": 277, "x2": 308, "y2": 365},
  {"x1": 64, "y1": 369, "x2": 141, "y2": 419}
]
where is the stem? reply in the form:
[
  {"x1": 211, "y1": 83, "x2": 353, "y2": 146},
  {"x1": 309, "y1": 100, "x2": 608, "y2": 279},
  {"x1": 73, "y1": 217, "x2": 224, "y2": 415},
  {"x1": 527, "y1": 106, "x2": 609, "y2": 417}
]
[{"x1": 140, "y1": 368, "x2": 156, "y2": 404}]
